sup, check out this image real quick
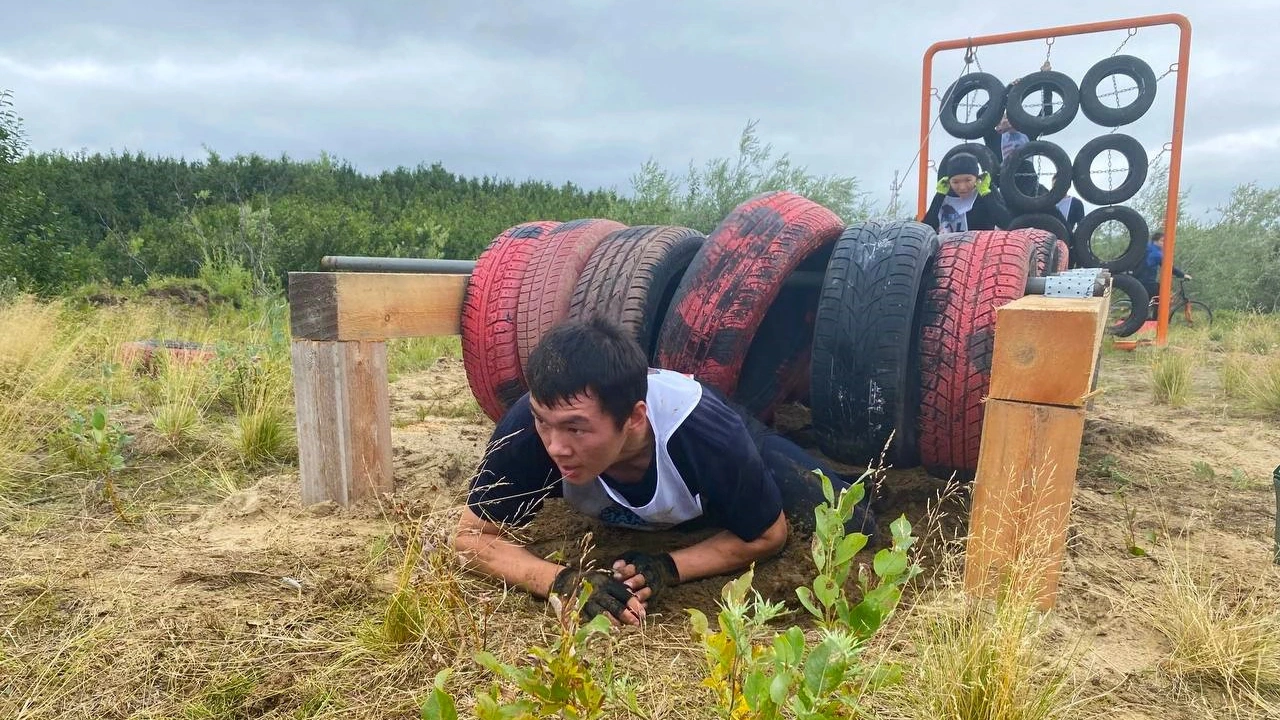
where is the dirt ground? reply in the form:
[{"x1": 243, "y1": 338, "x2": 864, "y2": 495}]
[{"x1": 4, "y1": 351, "x2": 1279, "y2": 718}]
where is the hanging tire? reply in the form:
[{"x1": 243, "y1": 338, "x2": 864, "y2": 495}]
[
  {"x1": 516, "y1": 218, "x2": 628, "y2": 374},
  {"x1": 461, "y1": 221, "x2": 561, "y2": 422},
  {"x1": 1010, "y1": 213, "x2": 1071, "y2": 249},
  {"x1": 940, "y1": 72, "x2": 1007, "y2": 140},
  {"x1": 1004, "y1": 70, "x2": 1080, "y2": 136},
  {"x1": 1080, "y1": 55, "x2": 1158, "y2": 127},
  {"x1": 567, "y1": 225, "x2": 705, "y2": 361},
  {"x1": 1072, "y1": 133, "x2": 1149, "y2": 205},
  {"x1": 941, "y1": 143, "x2": 1001, "y2": 180},
  {"x1": 918, "y1": 230, "x2": 1036, "y2": 480},
  {"x1": 810, "y1": 220, "x2": 938, "y2": 468},
  {"x1": 655, "y1": 190, "x2": 844, "y2": 396},
  {"x1": 1073, "y1": 205, "x2": 1148, "y2": 272},
  {"x1": 1107, "y1": 274, "x2": 1150, "y2": 337},
  {"x1": 999, "y1": 140, "x2": 1072, "y2": 213}
]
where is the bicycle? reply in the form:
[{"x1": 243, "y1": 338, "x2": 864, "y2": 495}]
[
  {"x1": 1107, "y1": 276, "x2": 1211, "y2": 337},
  {"x1": 1152, "y1": 277, "x2": 1212, "y2": 328}
]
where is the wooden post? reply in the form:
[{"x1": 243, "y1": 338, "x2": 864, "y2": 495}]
[
  {"x1": 287, "y1": 272, "x2": 469, "y2": 506},
  {"x1": 292, "y1": 339, "x2": 394, "y2": 506},
  {"x1": 964, "y1": 295, "x2": 1108, "y2": 611}
]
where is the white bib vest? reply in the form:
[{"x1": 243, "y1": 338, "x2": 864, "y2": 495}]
[
  {"x1": 939, "y1": 192, "x2": 976, "y2": 233},
  {"x1": 1055, "y1": 196, "x2": 1074, "y2": 222},
  {"x1": 560, "y1": 369, "x2": 705, "y2": 530}
]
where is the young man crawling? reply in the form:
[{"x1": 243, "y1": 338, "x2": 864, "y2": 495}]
[{"x1": 453, "y1": 317, "x2": 876, "y2": 626}]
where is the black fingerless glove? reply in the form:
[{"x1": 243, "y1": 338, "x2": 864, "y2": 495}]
[
  {"x1": 614, "y1": 550, "x2": 679, "y2": 601},
  {"x1": 550, "y1": 566, "x2": 635, "y2": 621}
]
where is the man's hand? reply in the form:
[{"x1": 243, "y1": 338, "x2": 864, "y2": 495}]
[
  {"x1": 611, "y1": 551, "x2": 679, "y2": 602},
  {"x1": 550, "y1": 566, "x2": 647, "y2": 626},
  {"x1": 935, "y1": 176, "x2": 950, "y2": 195}
]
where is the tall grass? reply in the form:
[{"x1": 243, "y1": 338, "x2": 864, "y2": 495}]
[
  {"x1": 1151, "y1": 349, "x2": 1194, "y2": 407},
  {"x1": 1249, "y1": 357, "x2": 1280, "y2": 416},
  {"x1": 1143, "y1": 551, "x2": 1280, "y2": 713}
]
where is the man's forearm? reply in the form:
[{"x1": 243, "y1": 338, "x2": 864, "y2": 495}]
[
  {"x1": 668, "y1": 515, "x2": 788, "y2": 583},
  {"x1": 453, "y1": 528, "x2": 564, "y2": 598}
]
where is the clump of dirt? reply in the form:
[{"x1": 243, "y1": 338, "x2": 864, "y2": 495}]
[{"x1": 143, "y1": 282, "x2": 216, "y2": 307}]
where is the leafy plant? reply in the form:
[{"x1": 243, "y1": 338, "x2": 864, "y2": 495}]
[
  {"x1": 57, "y1": 405, "x2": 133, "y2": 519},
  {"x1": 465, "y1": 582, "x2": 642, "y2": 720},
  {"x1": 688, "y1": 471, "x2": 920, "y2": 719}
]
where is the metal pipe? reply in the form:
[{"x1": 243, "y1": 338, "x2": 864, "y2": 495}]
[
  {"x1": 319, "y1": 255, "x2": 829, "y2": 289},
  {"x1": 320, "y1": 256, "x2": 477, "y2": 274}
]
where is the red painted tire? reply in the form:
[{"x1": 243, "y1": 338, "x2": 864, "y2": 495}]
[
  {"x1": 567, "y1": 225, "x2": 705, "y2": 360},
  {"x1": 461, "y1": 221, "x2": 561, "y2": 422},
  {"x1": 1054, "y1": 239, "x2": 1070, "y2": 273},
  {"x1": 917, "y1": 230, "x2": 1036, "y2": 479},
  {"x1": 1022, "y1": 227, "x2": 1062, "y2": 277},
  {"x1": 654, "y1": 191, "x2": 844, "y2": 395},
  {"x1": 516, "y1": 218, "x2": 628, "y2": 373},
  {"x1": 731, "y1": 250, "x2": 831, "y2": 422}
]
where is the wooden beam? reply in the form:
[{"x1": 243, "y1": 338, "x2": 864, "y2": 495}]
[
  {"x1": 987, "y1": 295, "x2": 1107, "y2": 407},
  {"x1": 292, "y1": 339, "x2": 394, "y2": 506},
  {"x1": 965, "y1": 292, "x2": 1106, "y2": 611},
  {"x1": 288, "y1": 272, "x2": 469, "y2": 341},
  {"x1": 964, "y1": 399, "x2": 1086, "y2": 611}
]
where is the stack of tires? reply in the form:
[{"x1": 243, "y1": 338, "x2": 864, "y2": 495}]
[
  {"x1": 939, "y1": 55, "x2": 1163, "y2": 336},
  {"x1": 460, "y1": 190, "x2": 1061, "y2": 481}
]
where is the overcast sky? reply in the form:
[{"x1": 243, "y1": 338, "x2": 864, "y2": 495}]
[{"x1": 3, "y1": 1, "x2": 1274, "y2": 219}]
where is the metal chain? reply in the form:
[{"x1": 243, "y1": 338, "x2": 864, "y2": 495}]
[
  {"x1": 1156, "y1": 62, "x2": 1180, "y2": 82},
  {"x1": 895, "y1": 51, "x2": 984, "y2": 206},
  {"x1": 1042, "y1": 37, "x2": 1055, "y2": 71},
  {"x1": 1111, "y1": 27, "x2": 1138, "y2": 56}
]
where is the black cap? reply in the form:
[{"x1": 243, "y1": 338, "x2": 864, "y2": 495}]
[{"x1": 943, "y1": 152, "x2": 982, "y2": 178}]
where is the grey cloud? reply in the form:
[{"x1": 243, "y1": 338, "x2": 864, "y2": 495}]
[{"x1": 4, "y1": 0, "x2": 1277, "y2": 216}]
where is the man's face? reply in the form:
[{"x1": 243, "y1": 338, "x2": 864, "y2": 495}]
[{"x1": 529, "y1": 391, "x2": 637, "y2": 484}]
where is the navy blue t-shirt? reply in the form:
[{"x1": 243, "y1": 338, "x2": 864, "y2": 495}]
[{"x1": 466, "y1": 388, "x2": 784, "y2": 542}]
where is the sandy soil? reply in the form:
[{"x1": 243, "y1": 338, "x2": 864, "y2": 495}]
[{"x1": 4, "y1": 351, "x2": 1279, "y2": 718}]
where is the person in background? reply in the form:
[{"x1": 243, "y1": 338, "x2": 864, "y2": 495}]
[
  {"x1": 923, "y1": 151, "x2": 1011, "y2": 233},
  {"x1": 1133, "y1": 230, "x2": 1190, "y2": 314}
]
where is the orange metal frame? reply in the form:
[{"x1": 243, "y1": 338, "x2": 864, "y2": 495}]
[{"x1": 918, "y1": 13, "x2": 1192, "y2": 346}]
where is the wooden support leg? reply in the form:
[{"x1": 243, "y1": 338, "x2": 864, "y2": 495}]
[
  {"x1": 964, "y1": 294, "x2": 1107, "y2": 611},
  {"x1": 291, "y1": 339, "x2": 394, "y2": 507},
  {"x1": 963, "y1": 400, "x2": 1086, "y2": 611}
]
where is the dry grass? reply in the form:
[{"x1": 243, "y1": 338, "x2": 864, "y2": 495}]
[
  {"x1": 1248, "y1": 356, "x2": 1280, "y2": 415},
  {"x1": 873, "y1": 468, "x2": 1095, "y2": 720},
  {"x1": 1150, "y1": 348, "x2": 1194, "y2": 406},
  {"x1": 1142, "y1": 551, "x2": 1280, "y2": 715}
]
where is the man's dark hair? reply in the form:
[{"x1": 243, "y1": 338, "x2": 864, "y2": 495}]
[
  {"x1": 1152, "y1": 230, "x2": 1165, "y2": 243},
  {"x1": 525, "y1": 316, "x2": 648, "y2": 429}
]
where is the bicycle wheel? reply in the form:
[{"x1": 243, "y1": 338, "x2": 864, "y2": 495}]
[{"x1": 1172, "y1": 300, "x2": 1212, "y2": 328}]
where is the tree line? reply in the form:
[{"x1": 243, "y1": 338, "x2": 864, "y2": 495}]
[{"x1": 1, "y1": 89, "x2": 1275, "y2": 312}]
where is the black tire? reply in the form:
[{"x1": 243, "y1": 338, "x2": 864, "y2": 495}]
[
  {"x1": 941, "y1": 143, "x2": 1001, "y2": 180},
  {"x1": 567, "y1": 225, "x2": 705, "y2": 361},
  {"x1": 1072, "y1": 134, "x2": 1149, "y2": 205},
  {"x1": 1004, "y1": 70, "x2": 1080, "y2": 136},
  {"x1": 1108, "y1": 274, "x2": 1149, "y2": 337},
  {"x1": 1080, "y1": 55, "x2": 1158, "y2": 127},
  {"x1": 1074, "y1": 205, "x2": 1148, "y2": 272},
  {"x1": 999, "y1": 140, "x2": 1073, "y2": 213},
  {"x1": 810, "y1": 220, "x2": 938, "y2": 468},
  {"x1": 940, "y1": 72, "x2": 1007, "y2": 140},
  {"x1": 1009, "y1": 213, "x2": 1071, "y2": 248}
]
